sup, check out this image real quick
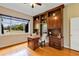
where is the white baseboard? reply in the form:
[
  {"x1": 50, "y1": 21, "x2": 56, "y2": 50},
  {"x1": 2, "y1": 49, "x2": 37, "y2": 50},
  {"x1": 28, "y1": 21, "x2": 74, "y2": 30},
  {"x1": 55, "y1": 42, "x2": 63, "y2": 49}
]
[{"x1": 64, "y1": 44, "x2": 69, "y2": 48}]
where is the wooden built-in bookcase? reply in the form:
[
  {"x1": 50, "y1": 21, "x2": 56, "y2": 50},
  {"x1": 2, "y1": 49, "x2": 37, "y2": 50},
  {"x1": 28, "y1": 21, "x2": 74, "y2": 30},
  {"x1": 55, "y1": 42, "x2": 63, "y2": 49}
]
[{"x1": 33, "y1": 4, "x2": 64, "y2": 49}]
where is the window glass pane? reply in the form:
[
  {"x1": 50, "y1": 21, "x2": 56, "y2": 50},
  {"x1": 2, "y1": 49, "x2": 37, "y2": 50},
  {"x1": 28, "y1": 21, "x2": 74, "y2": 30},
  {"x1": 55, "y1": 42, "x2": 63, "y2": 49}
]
[
  {"x1": 2, "y1": 18, "x2": 11, "y2": 34},
  {"x1": 0, "y1": 15, "x2": 29, "y2": 34},
  {"x1": 11, "y1": 18, "x2": 28, "y2": 33},
  {"x1": 2, "y1": 16, "x2": 11, "y2": 19},
  {"x1": 2, "y1": 18, "x2": 11, "y2": 24},
  {"x1": 11, "y1": 19, "x2": 24, "y2": 33}
]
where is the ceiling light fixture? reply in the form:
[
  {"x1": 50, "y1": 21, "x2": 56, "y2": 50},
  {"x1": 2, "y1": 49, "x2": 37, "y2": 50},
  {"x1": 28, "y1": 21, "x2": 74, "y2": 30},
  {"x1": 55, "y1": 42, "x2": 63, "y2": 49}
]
[{"x1": 24, "y1": 3, "x2": 42, "y2": 8}]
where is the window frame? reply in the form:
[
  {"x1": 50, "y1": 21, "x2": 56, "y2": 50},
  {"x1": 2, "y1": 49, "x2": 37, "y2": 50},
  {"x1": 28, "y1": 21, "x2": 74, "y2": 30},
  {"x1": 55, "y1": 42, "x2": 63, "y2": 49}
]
[{"x1": 0, "y1": 14, "x2": 30, "y2": 35}]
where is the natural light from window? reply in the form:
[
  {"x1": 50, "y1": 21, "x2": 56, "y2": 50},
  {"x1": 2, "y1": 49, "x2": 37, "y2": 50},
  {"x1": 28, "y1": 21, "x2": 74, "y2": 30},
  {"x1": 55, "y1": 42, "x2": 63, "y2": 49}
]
[{"x1": 0, "y1": 15, "x2": 29, "y2": 35}]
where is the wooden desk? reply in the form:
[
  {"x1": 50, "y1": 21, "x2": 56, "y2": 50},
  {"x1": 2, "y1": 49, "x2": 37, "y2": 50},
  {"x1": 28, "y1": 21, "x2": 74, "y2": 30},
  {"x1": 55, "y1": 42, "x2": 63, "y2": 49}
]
[{"x1": 27, "y1": 35, "x2": 40, "y2": 50}]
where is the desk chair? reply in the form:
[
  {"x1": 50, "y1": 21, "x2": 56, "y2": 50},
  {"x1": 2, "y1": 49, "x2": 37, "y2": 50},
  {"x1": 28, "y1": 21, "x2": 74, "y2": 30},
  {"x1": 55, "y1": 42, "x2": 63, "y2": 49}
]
[{"x1": 39, "y1": 33, "x2": 47, "y2": 47}]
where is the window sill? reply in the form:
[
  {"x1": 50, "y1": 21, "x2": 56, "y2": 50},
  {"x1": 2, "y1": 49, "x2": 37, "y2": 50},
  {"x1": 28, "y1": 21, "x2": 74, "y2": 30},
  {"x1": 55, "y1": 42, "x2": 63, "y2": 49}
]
[{"x1": 0, "y1": 32, "x2": 29, "y2": 36}]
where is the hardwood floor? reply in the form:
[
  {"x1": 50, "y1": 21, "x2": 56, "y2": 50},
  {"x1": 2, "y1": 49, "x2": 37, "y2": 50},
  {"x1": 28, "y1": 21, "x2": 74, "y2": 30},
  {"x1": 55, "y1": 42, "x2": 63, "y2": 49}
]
[{"x1": 0, "y1": 42, "x2": 79, "y2": 56}]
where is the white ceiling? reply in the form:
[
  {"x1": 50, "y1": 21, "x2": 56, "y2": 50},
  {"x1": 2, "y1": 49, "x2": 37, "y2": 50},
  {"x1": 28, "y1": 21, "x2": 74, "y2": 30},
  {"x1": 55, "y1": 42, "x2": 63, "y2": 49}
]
[{"x1": 0, "y1": 3, "x2": 64, "y2": 16}]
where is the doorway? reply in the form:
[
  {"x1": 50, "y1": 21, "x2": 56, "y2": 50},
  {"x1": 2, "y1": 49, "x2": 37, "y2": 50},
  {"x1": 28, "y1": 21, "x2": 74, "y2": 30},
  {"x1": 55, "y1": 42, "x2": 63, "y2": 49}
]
[{"x1": 70, "y1": 17, "x2": 79, "y2": 51}]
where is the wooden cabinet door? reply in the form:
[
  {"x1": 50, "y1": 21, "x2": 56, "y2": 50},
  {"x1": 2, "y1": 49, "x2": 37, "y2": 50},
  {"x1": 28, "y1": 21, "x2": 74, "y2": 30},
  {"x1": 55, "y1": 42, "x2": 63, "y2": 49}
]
[
  {"x1": 28, "y1": 39, "x2": 34, "y2": 50},
  {"x1": 47, "y1": 17, "x2": 51, "y2": 29},
  {"x1": 47, "y1": 10, "x2": 62, "y2": 29},
  {"x1": 55, "y1": 10, "x2": 62, "y2": 28},
  {"x1": 49, "y1": 37, "x2": 53, "y2": 46},
  {"x1": 47, "y1": 17, "x2": 54, "y2": 29},
  {"x1": 34, "y1": 39, "x2": 39, "y2": 50}
]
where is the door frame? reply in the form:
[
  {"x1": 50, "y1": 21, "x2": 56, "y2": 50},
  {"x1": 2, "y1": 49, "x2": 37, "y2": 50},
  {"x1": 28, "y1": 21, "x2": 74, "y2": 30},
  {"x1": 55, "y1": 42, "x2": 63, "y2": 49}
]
[
  {"x1": 69, "y1": 18, "x2": 71, "y2": 49},
  {"x1": 69, "y1": 17, "x2": 79, "y2": 50}
]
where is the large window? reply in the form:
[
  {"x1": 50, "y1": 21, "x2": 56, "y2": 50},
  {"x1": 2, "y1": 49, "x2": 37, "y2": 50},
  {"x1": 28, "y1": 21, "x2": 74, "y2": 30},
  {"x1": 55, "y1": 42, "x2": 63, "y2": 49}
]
[{"x1": 0, "y1": 15, "x2": 29, "y2": 34}]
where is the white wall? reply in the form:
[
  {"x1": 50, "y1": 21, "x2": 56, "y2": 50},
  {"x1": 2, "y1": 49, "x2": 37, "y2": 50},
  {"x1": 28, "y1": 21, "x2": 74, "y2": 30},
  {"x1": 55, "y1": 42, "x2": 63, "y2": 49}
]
[
  {"x1": 29, "y1": 18, "x2": 33, "y2": 34},
  {"x1": 63, "y1": 4, "x2": 79, "y2": 48},
  {"x1": 0, "y1": 34, "x2": 28, "y2": 48},
  {"x1": 0, "y1": 6, "x2": 33, "y2": 48},
  {"x1": 0, "y1": 6, "x2": 33, "y2": 34}
]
